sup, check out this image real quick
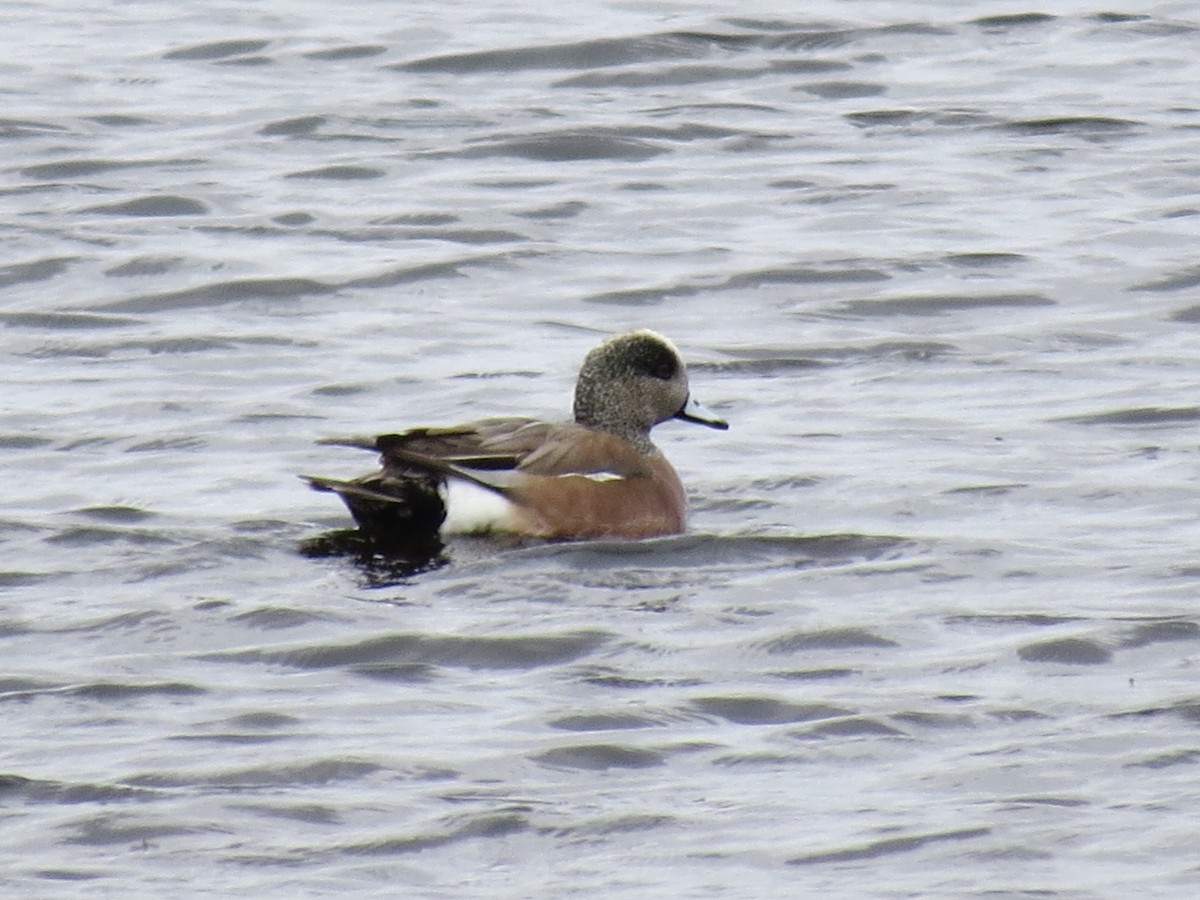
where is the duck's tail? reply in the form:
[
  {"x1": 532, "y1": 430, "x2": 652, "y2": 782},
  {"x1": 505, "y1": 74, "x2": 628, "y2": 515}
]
[{"x1": 302, "y1": 471, "x2": 447, "y2": 540}]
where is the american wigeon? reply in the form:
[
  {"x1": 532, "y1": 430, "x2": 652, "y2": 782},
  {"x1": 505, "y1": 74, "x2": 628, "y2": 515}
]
[{"x1": 304, "y1": 329, "x2": 727, "y2": 542}]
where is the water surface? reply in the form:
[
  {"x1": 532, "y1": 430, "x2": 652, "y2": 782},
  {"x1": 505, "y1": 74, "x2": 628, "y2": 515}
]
[{"x1": 3, "y1": 2, "x2": 1200, "y2": 896}]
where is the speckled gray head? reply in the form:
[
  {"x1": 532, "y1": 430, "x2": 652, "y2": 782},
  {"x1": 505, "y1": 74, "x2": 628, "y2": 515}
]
[{"x1": 573, "y1": 330, "x2": 728, "y2": 447}]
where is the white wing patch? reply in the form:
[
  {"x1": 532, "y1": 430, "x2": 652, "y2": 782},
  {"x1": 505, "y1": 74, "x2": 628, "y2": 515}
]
[{"x1": 560, "y1": 471, "x2": 625, "y2": 483}]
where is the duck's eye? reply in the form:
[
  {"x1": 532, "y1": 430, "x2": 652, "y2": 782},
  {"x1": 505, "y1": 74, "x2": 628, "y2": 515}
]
[
  {"x1": 646, "y1": 358, "x2": 676, "y2": 380},
  {"x1": 630, "y1": 339, "x2": 679, "y2": 380}
]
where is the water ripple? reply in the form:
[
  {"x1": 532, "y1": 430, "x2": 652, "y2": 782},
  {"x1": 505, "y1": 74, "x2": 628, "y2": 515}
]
[
  {"x1": 789, "y1": 827, "x2": 991, "y2": 865},
  {"x1": 202, "y1": 630, "x2": 610, "y2": 671}
]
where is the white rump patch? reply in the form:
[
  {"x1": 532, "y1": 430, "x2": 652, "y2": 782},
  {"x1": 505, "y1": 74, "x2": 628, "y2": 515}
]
[{"x1": 441, "y1": 480, "x2": 513, "y2": 535}]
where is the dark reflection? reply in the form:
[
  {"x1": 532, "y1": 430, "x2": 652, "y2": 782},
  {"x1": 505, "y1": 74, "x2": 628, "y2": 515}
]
[{"x1": 299, "y1": 528, "x2": 448, "y2": 585}]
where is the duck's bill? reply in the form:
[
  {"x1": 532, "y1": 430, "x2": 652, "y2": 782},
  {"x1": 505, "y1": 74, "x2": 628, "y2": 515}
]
[{"x1": 675, "y1": 395, "x2": 729, "y2": 430}]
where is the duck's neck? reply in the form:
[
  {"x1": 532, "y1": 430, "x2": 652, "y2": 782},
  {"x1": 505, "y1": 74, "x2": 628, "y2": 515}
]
[{"x1": 575, "y1": 410, "x2": 658, "y2": 455}]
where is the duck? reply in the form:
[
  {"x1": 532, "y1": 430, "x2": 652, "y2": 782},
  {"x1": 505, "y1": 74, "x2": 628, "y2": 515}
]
[{"x1": 303, "y1": 329, "x2": 727, "y2": 544}]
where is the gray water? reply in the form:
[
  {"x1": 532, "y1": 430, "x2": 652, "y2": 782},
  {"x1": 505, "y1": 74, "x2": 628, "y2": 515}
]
[{"x1": 3, "y1": 1, "x2": 1200, "y2": 896}]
